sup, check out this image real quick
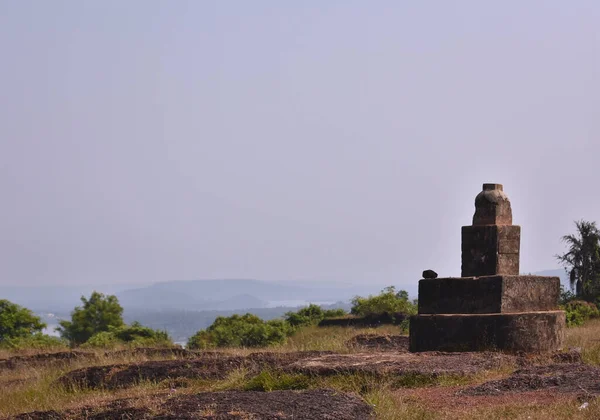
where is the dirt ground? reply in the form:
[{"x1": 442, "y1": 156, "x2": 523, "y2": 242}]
[
  {"x1": 13, "y1": 389, "x2": 374, "y2": 420},
  {"x1": 57, "y1": 345, "x2": 585, "y2": 391},
  {"x1": 5, "y1": 336, "x2": 596, "y2": 419},
  {"x1": 390, "y1": 360, "x2": 599, "y2": 417}
]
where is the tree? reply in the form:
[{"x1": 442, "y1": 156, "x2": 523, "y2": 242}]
[
  {"x1": 58, "y1": 291, "x2": 124, "y2": 345},
  {"x1": 556, "y1": 220, "x2": 600, "y2": 301},
  {"x1": 0, "y1": 300, "x2": 46, "y2": 342}
]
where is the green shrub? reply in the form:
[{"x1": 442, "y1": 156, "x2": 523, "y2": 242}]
[
  {"x1": 82, "y1": 322, "x2": 173, "y2": 349},
  {"x1": 351, "y1": 286, "x2": 417, "y2": 318},
  {"x1": 82, "y1": 331, "x2": 119, "y2": 348},
  {"x1": 559, "y1": 285, "x2": 577, "y2": 305},
  {"x1": 562, "y1": 300, "x2": 600, "y2": 327},
  {"x1": 187, "y1": 314, "x2": 289, "y2": 349},
  {"x1": 284, "y1": 304, "x2": 347, "y2": 328}
]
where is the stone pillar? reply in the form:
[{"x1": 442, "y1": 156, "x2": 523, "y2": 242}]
[
  {"x1": 461, "y1": 184, "x2": 521, "y2": 277},
  {"x1": 409, "y1": 182, "x2": 565, "y2": 353}
]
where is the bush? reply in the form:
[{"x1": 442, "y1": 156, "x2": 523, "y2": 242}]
[
  {"x1": 187, "y1": 314, "x2": 290, "y2": 349},
  {"x1": 82, "y1": 322, "x2": 173, "y2": 349},
  {"x1": 0, "y1": 333, "x2": 68, "y2": 350},
  {"x1": 563, "y1": 300, "x2": 600, "y2": 327},
  {"x1": 559, "y1": 285, "x2": 577, "y2": 305},
  {"x1": 351, "y1": 286, "x2": 417, "y2": 318},
  {"x1": 284, "y1": 304, "x2": 347, "y2": 328}
]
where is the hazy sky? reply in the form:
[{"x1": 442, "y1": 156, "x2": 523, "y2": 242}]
[{"x1": 1, "y1": 1, "x2": 598, "y2": 288}]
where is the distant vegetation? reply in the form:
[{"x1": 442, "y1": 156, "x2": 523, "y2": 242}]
[
  {"x1": 557, "y1": 220, "x2": 600, "y2": 304},
  {"x1": 284, "y1": 304, "x2": 346, "y2": 328},
  {"x1": 0, "y1": 299, "x2": 65, "y2": 350},
  {"x1": 350, "y1": 286, "x2": 417, "y2": 318},
  {"x1": 187, "y1": 314, "x2": 291, "y2": 349},
  {"x1": 82, "y1": 322, "x2": 172, "y2": 348},
  {"x1": 53, "y1": 292, "x2": 174, "y2": 348},
  {"x1": 57, "y1": 292, "x2": 125, "y2": 345},
  {"x1": 187, "y1": 287, "x2": 416, "y2": 349},
  {"x1": 557, "y1": 220, "x2": 600, "y2": 327},
  {"x1": 0, "y1": 299, "x2": 46, "y2": 340},
  {"x1": 560, "y1": 296, "x2": 600, "y2": 327}
]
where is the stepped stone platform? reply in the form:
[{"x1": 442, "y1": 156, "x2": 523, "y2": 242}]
[
  {"x1": 409, "y1": 184, "x2": 565, "y2": 353},
  {"x1": 418, "y1": 275, "x2": 560, "y2": 314}
]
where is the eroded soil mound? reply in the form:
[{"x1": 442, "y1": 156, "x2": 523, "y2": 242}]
[
  {"x1": 58, "y1": 355, "x2": 247, "y2": 389},
  {"x1": 461, "y1": 363, "x2": 600, "y2": 397},
  {"x1": 287, "y1": 351, "x2": 515, "y2": 376},
  {"x1": 161, "y1": 389, "x2": 374, "y2": 419},
  {"x1": 346, "y1": 334, "x2": 409, "y2": 352},
  {"x1": 57, "y1": 351, "x2": 333, "y2": 390},
  {"x1": 105, "y1": 347, "x2": 199, "y2": 359},
  {"x1": 0, "y1": 351, "x2": 96, "y2": 371},
  {"x1": 14, "y1": 389, "x2": 373, "y2": 419}
]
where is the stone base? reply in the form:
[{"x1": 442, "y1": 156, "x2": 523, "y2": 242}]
[
  {"x1": 409, "y1": 311, "x2": 565, "y2": 353},
  {"x1": 418, "y1": 275, "x2": 561, "y2": 314}
]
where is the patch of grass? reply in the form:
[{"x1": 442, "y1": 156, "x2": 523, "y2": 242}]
[
  {"x1": 210, "y1": 368, "x2": 251, "y2": 392},
  {"x1": 365, "y1": 388, "x2": 436, "y2": 420},
  {"x1": 243, "y1": 371, "x2": 312, "y2": 392},
  {"x1": 565, "y1": 318, "x2": 600, "y2": 366},
  {"x1": 456, "y1": 398, "x2": 600, "y2": 420},
  {"x1": 392, "y1": 373, "x2": 472, "y2": 388},
  {"x1": 277, "y1": 325, "x2": 401, "y2": 353}
]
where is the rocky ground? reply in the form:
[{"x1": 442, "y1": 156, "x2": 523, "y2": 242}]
[
  {"x1": 2, "y1": 330, "x2": 600, "y2": 419},
  {"x1": 13, "y1": 389, "x2": 374, "y2": 420}
]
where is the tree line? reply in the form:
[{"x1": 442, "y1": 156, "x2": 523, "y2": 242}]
[{"x1": 1, "y1": 219, "x2": 600, "y2": 349}]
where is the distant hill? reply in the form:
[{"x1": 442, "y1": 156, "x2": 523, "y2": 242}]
[
  {"x1": 123, "y1": 301, "x2": 352, "y2": 343},
  {"x1": 0, "y1": 278, "x2": 395, "y2": 314},
  {"x1": 115, "y1": 279, "x2": 382, "y2": 311},
  {"x1": 0, "y1": 283, "x2": 140, "y2": 313}
]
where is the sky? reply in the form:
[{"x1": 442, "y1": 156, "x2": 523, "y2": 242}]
[{"x1": 0, "y1": 1, "x2": 598, "y2": 288}]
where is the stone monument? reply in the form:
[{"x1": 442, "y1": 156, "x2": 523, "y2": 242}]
[{"x1": 409, "y1": 183, "x2": 565, "y2": 352}]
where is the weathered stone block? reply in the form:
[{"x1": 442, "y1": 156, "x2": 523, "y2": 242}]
[
  {"x1": 472, "y1": 183, "x2": 513, "y2": 226},
  {"x1": 418, "y1": 275, "x2": 560, "y2": 314},
  {"x1": 461, "y1": 225, "x2": 521, "y2": 277},
  {"x1": 409, "y1": 311, "x2": 566, "y2": 352}
]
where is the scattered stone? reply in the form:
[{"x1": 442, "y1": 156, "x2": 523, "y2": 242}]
[{"x1": 422, "y1": 270, "x2": 438, "y2": 279}]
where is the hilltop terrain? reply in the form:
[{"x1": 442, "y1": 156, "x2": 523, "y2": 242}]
[{"x1": 1, "y1": 319, "x2": 599, "y2": 419}]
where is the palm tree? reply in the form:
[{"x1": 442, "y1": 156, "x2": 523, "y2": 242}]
[{"x1": 556, "y1": 220, "x2": 600, "y2": 300}]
